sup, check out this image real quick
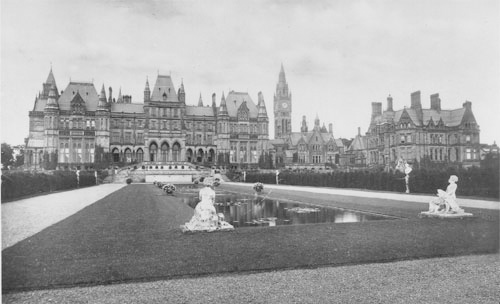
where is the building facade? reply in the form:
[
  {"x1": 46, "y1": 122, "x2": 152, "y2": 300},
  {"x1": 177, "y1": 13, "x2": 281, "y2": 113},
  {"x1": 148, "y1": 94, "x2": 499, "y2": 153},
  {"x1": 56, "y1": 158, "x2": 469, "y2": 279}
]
[
  {"x1": 25, "y1": 69, "x2": 269, "y2": 170},
  {"x1": 347, "y1": 91, "x2": 481, "y2": 168},
  {"x1": 270, "y1": 66, "x2": 347, "y2": 168}
]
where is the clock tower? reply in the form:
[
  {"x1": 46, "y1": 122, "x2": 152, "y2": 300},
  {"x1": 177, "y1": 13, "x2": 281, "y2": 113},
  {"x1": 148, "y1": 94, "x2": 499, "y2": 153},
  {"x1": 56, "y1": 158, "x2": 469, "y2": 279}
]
[{"x1": 274, "y1": 64, "x2": 292, "y2": 139}]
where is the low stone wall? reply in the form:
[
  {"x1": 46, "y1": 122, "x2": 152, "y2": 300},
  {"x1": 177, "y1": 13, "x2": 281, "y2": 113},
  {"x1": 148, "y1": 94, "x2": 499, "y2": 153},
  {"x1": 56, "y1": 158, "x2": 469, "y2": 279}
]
[{"x1": 145, "y1": 174, "x2": 193, "y2": 183}]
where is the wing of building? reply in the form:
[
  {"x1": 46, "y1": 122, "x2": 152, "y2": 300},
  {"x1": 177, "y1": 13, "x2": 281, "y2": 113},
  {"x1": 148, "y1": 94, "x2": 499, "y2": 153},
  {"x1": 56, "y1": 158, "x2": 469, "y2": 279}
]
[
  {"x1": 346, "y1": 92, "x2": 481, "y2": 168},
  {"x1": 25, "y1": 69, "x2": 269, "y2": 170}
]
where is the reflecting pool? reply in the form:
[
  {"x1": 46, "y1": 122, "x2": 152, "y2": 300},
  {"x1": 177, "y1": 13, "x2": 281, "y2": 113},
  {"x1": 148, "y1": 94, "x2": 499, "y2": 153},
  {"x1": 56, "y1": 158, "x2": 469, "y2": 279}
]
[{"x1": 177, "y1": 186, "x2": 400, "y2": 228}]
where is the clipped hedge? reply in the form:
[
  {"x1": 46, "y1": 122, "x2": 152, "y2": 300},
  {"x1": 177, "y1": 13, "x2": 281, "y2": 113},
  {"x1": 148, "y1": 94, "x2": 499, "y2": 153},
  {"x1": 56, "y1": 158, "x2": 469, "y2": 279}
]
[
  {"x1": 245, "y1": 166, "x2": 499, "y2": 199},
  {"x1": 1, "y1": 170, "x2": 97, "y2": 202}
]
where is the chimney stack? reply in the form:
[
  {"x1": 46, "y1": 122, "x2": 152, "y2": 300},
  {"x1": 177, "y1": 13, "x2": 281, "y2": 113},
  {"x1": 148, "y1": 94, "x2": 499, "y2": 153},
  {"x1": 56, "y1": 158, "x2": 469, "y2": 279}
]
[
  {"x1": 329, "y1": 123, "x2": 333, "y2": 134},
  {"x1": 371, "y1": 102, "x2": 382, "y2": 120},
  {"x1": 358, "y1": 127, "x2": 361, "y2": 136},
  {"x1": 108, "y1": 87, "x2": 113, "y2": 103},
  {"x1": 463, "y1": 101, "x2": 472, "y2": 110},
  {"x1": 430, "y1": 93, "x2": 441, "y2": 111},
  {"x1": 386, "y1": 95, "x2": 393, "y2": 112},
  {"x1": 411, "y1": 91, "x2": 421, "y2": 110}
]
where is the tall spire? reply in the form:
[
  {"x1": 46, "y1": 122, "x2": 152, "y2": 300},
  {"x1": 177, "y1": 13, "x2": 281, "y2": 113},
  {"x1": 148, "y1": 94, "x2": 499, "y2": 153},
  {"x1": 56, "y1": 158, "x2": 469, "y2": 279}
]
[
  {"x1": 98, "y1": 84, "x2": 107, "y2": 109},
  {"x1": 257, "y1": 92, "x2": 268, "y2": 118},
  {"x1": 177, "y1": 78, "x2": 186, "y2": 103},
  {"x1": 275, "y1": 63, "x2": 290, "y2": 99},
  {"x1": 198, "y1": 93, "x2": 203, "y2": 106},
  {"x1": 279, "y1": 63, "x2": 286, "y2": 83},
  {"x1": 42, "y1": 67, "x2": 58, "y2": 98},
  {"x1": 46, "y1": 67, "x2": 56, "y2": 84},
  {"x1": 144, "y1": 77, "x2": 151, "y2": 102},
  {"x1": 218, "y1": 91, "x2": 228, "y2": 116},
  {"x1": 117, "y1": 87, "x2": 123, "y2": 103}
]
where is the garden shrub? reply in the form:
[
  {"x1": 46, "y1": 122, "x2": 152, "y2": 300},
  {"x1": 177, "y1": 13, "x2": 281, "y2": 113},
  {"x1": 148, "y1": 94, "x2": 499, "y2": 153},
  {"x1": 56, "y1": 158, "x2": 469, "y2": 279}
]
[
  {"x1": 1, "y1": 170, "x2": 98, "y2": 201},
  {"x1": 245, "y1": 166, "x2": 499, "y2": 199}
]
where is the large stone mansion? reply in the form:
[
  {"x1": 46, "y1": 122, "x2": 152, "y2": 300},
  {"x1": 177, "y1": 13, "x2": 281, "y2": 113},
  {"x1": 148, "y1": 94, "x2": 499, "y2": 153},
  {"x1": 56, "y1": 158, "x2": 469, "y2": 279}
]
[{"x1": 26, "y1": 69, "x2": 270, "y2": 170}]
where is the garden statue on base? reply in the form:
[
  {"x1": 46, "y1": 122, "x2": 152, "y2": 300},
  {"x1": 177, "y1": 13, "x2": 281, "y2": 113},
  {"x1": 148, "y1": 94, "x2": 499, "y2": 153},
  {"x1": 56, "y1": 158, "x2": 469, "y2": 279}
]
[
  {"x1": 420, "y1": 175, "x2": 473, "y2": 218},
  {"x1": 404, "y1": 163, "x2": 412, "y2": 193},
  {"x1": 181, "y1": 180, "x2": 234, "y2": 232}
]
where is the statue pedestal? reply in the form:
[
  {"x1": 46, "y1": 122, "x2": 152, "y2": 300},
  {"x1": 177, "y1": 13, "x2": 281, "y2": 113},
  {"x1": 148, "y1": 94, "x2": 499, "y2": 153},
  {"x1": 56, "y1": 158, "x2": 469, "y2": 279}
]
[{"x1": 419, "y1": 211, "x2": 474, "y2": 219}]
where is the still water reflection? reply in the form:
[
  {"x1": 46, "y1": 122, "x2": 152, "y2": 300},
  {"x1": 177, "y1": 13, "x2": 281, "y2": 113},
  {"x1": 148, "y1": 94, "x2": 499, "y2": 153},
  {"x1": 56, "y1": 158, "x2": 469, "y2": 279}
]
[{"x1": 178, "y1": 187, "x2": 398, "y2": 228}]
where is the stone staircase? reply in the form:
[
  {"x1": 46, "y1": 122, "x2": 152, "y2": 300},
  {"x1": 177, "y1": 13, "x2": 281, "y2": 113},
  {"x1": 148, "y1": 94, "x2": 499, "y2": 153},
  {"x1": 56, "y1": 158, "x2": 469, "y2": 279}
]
[{"x1": 108, "y1": 162, "x2": 217, "y2": 184}]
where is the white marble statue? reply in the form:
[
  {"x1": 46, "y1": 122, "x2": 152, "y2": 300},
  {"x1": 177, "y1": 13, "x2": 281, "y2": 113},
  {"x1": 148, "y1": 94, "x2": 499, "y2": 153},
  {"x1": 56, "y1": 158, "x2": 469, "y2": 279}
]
[
  {"x1": 181, "y1": 180, "x2": 234, "y2": 232},
  {"x1": 404, "y1": 163, "x2": 412, "y2": 194},
  {"x1": 428, "y1": 175, "x2": 464, "y2": 214}
]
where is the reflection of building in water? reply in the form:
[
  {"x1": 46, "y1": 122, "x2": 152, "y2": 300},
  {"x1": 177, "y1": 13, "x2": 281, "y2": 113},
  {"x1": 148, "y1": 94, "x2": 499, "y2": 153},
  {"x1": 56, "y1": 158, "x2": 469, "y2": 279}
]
[{"x1": 335, "y1": 212, "x2": 360, "y2": 223}]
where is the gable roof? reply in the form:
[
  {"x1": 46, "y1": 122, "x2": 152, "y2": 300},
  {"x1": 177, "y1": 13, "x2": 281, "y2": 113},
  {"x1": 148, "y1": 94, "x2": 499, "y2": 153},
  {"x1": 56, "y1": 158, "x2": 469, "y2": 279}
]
[
  {"x1": 185, "y1": 105, "x2": 215, "y2": 117},
  {"x1": 57, "y1": 82, "x2": 99, "y2": 111},
  {"x1": 111, "y1": 103, "x2": 145, "y2": 114},
  {"x1": 150, "y1": 75, "x2": 179, "y2": 102},
  {"x1": 225, "y1": 91, "x2": 259, "y2": 118},
  {"x1": 347, "y1": 135, "x2": 366, "y2": 151}
]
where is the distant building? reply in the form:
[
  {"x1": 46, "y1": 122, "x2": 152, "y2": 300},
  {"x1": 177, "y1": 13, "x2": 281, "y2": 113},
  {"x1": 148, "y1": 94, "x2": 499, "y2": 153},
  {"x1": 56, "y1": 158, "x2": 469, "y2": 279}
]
[
  {"x1": 270, "y1": 65, "x2": 348, "y2": 169},
  {"x1": 25, "y1": 69, "x2": 270, "y2": 170},
  {"x1": 347, "y1": 92, "x2": 481, "y2": 168},
  {"x1": 480, "y1": 142, "x2": 499, "y2": 160}
]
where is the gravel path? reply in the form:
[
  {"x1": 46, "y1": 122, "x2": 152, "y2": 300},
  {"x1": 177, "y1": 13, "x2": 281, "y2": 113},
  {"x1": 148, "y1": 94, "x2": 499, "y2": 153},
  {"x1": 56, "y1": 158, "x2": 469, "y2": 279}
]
[
  {"x1": 2, "y1": 184, "x2": 126, "y2": 249},
  {"x1": 3, "y1": 254, "x2": 498, "y2": 304}
]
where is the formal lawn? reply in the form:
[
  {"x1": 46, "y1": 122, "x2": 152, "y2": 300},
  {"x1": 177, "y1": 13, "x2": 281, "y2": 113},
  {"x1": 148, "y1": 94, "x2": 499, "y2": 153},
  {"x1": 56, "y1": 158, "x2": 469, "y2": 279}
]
[{"x1": 2, "y1": 183, "x2": 498, "y2": 292}]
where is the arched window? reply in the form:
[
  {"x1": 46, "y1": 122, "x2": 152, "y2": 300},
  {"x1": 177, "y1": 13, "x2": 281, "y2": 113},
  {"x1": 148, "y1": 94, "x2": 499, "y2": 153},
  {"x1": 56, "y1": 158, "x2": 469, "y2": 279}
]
[
  {"x1": 136, "y1": 149, "x2": 144, "y2": 163},
  {"x1": 186, "y1": 148, "x2": 193, "y2": 162},
  {"x1": 124, "y1": 148, "x2": 132, "y2": 163},
  {"x1": 172, "y1": 142, "x2": 180, "y2": 162},
  {"x1": 161, "y1": 142, "x2": 169, "y2": 162},
  {"x1": 112, "y1": 148, "x2": 120, "y2": 162},
  {"x1": 150, "y1": 143, "x2": 158, "y2": 162}
]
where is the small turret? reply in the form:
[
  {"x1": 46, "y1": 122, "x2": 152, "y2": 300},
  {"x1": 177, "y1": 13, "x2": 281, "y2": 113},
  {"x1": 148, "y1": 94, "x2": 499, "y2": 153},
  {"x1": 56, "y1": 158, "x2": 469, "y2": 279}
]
[
  {"x1": 218, "y1": 91, "x2": 228, "y2": 116},
  {"x1": 44, "y1": 84, "x2": 59, "y2": 111},
  {"x1": 301, "y1": 115, "x2": 308, "y2": 133},
  {"x1": 257, "y1": 92, "x2": 268, "y2": 118},
  {"x1": 314, "y1": 114, "x2": 320, "y2": 130},
  {"x1": 97, "y1": 84, "x2": 108, "y2": 110},
  {"x1": 178, "y1": 79, "x2": 185, "y2": 103},
  {"x1": 198, "y1": 93, "x2": 203, "y2": 107},
  {"x1": 117, "y1": 87, "x2": 123, "y2": 103},
  {"x1": 144, "y1": 78, "x2": 151, "y2": 102}
]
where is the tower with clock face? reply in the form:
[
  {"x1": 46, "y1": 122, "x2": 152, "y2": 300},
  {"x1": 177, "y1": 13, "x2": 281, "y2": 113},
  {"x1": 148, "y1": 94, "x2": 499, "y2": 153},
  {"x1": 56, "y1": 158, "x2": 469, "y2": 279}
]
[{"x1": 274, "y1": 64, "x2": 292, "y2": 139}]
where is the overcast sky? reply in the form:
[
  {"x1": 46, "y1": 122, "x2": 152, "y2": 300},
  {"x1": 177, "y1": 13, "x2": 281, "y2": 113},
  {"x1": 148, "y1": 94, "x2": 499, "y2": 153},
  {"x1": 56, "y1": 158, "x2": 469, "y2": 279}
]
[{"x1": 1, "y1": 0, "x2": 499, "y2": 146}]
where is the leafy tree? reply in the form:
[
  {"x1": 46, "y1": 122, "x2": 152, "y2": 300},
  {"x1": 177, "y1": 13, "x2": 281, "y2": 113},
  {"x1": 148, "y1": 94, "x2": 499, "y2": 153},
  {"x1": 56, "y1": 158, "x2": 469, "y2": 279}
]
[
  {"x1": 1, "y1": 143, "x2": 14, "y2": 169},
  {"x1": 14, "y1": 148, "x2": 24, "y2": 167}
]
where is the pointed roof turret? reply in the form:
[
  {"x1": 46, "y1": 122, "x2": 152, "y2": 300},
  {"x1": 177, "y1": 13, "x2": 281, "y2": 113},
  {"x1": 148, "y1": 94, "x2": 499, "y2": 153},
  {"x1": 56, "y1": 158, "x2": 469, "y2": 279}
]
[
  {"x1": 314, "y1": 113, "x2": 320, "y2": 130},
  {"x1": 279, "y1": 63, "x2": 286, "y2": 83},
  {"x1": 41, "y1": 67, "x2": 59, "y2": 98},
  {"x1": 144, "y1": 77, "x2": 151, "y2": 102},
  {"x1": 46, "y1": 67, "x2": 56, "y2": 84},
  {"x1": 275, "y1": 63, "x2": 290, "y2": 100},
  {"x1": 257, "y1": 91, "x2": 268, "y2": 118},
  {"x1": 44, "y1": 83, "x2": 59, "y2": 111},
  {"x1": 117, "y1": 87, "x2": 123, "y2": 103},
  {"x1": 97, "y1": 84, "x2": 108, "y2": 110},
  {"x1": 198, "y1": 93, "x2": 203, "y2": 107},
  {"x1": 218, "y1": 91, "x2": 228, "y2": 116}
]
